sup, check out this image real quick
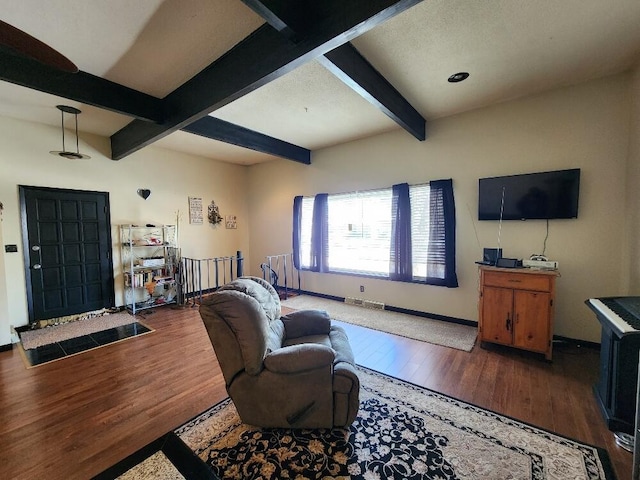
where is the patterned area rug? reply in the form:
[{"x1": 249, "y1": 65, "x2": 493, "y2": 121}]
[
  {"x1": 281, "y1": 295, "x2": 477, "y2": 352},
  {"x1": 175, "y1": 367, "x2": 616, "y2": 480}
]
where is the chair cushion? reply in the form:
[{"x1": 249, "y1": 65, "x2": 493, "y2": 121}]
[
  {"x1": 204, "y1": 290, "x2": 271, "y2": 375},
  {"x1": 283, "y1": 334, "x2": 332, "y2": 349},
  {"x1": 219, "y1": 277, "x2": 281, "y2": 321},
  {"x1": 281, "y1": 309, "x2": 331, "y2": 339},
  {"x1": 264, "y1": 344, "x2": 335, "y2": 373},
  {"x1": 208, "y1": 277, "x2": 284, "y2": 375}
]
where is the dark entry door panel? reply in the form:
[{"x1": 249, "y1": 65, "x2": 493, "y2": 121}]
[{"x1": 21, "y1": 186, "x2": 115, "y2": 322}]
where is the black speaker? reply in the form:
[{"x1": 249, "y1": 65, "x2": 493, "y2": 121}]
[{"x1": 483, "y1": 248, "x2": 502, "y2": 265}]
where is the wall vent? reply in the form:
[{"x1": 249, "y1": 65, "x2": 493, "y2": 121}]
[{"x1": 345, "y1": 297, "x2": 385, "y2": 310}]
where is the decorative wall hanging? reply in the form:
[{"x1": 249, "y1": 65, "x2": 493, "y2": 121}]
[
  {"x1": 49, "y1": 105, "x2": 91, "y2": 159},
  {"x1": 208, "y1": 201, "x2": 223, "y2": 225},
  {"x1": 225, "y1": 215, "x2": 237, "y2": 229},
  {"x1": 137, "y1": 189, "x2": 151, "y2": 200},
  {"x1": 189, "y1": 197, "x2": 203, "y2": 224}
]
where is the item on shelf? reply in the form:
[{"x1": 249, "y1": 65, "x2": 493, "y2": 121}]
[
  {"x1": 137, "y1": 257, "x2": 165, "y2": 267},
  {"x1": 120, "y1": 224, "x2": 179, "y2": 314}
]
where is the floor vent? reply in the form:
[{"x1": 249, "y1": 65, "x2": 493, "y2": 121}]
[
  {"x1": 363, "y1": 300, "x2": 385, "y2": 310},
  {"x1": 345, "y1": 297, "x2": 385, "y2": 310},
  {"x1": 345, "y1": 296, "x2": 364, "y2": 306}
]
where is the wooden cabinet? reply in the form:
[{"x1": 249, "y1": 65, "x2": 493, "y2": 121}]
[{"x1": 478, "y1": 266, "x2": 559, "y2": 360}]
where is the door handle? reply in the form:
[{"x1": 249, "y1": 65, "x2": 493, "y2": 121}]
[
  {"x1": 505, "y1": 314, "x2": 511, "y2": 331},
  {"x1": 32, "y1": 264, "x2": 41, "y2": 269}
]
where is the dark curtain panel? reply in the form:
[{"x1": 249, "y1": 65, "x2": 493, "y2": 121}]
[
  {"x1": 390, "y1": 183, "x2": 412, "y2": 281},
  {"x1": 427, "y1": 179, "x2": 458, "y2": 287},
  {"x1": 310, "y1": 193, "x2": 329, "y2": 272},
  {"x1": 292, "y1": 195, "x2": 302, "y2": 270}
]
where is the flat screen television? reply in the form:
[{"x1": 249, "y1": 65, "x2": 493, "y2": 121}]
[{"x1": 478, "y1": 168, "x2": 580, "y2": 220}]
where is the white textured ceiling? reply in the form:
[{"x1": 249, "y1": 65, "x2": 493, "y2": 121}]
[{"x1": 1, "y1": 0, "x2": 639, "y2": 165}]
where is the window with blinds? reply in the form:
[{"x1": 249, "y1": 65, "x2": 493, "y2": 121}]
[
  {"x1": 294, "y1": 180, "x2": 456, "y2": 285},
  {"x1": 327, "y1": 189, "x2": 392, "y2": 275}
]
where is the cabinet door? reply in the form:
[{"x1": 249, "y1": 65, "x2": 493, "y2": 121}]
[
  {"x1": 513, "y1": 290, "x2": 550, "y2": 353},
  {"x1": 481, "y1": 286, "x2": 513, "y2": 345}
]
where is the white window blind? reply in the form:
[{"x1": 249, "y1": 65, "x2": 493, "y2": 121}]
[
  {"x1": 326, "y1": 189, "x2": 392, "y2": 275},
  {"x1": 409, "y1": 184, "x2": 430, "y2": 279}
]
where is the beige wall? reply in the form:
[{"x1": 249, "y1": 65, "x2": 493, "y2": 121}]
[
  {"x1": 0, "y1": 116, "x2": 250, "y2": 345},
  {"x1": 0, "y1": 210, "x2": 9, "y2": 344},
  {"x1": 627, "y1": 65, "x2": 640, "y2": 292},
  {"x1": 248, "y1": 73, "x2": 632, "y2": 343}
]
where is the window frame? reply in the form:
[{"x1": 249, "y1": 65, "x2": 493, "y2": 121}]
[{"x1": 293, "y1": 179, "x2": 458, "y2": 287}]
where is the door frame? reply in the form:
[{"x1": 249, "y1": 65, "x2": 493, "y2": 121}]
[{"x1": 19, "y1": 185, "x2": 115, "y2": 323}]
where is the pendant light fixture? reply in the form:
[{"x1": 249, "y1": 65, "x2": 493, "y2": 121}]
[{"x1": 49, "y1": 105, "x2": 90, "y2": 159}]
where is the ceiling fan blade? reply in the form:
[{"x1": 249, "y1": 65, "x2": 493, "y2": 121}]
[{"x1": 0, "y1": 19, "x2": 78, "y2": 73}]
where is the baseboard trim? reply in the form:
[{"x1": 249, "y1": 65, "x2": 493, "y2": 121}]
[
  {"x1": 552, "y1": 335, "x2": 600, "y2": 350},
  {"x1": 0, "y1": 343, "x2": 12, "y2": 352},
  {"x1": 295, "y1": 289, "x2": 476, "y2": 327}
]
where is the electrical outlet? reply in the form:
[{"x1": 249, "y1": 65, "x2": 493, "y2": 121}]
[{"x1": 360, "y1": 285, "x2": 365, "y2": 292}]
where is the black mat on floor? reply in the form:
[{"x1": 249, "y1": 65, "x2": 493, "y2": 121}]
[{"x1": 22, "y1": 323, "x2": 151, "y2": 367}]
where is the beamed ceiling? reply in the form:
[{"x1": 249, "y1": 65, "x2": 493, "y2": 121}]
[{"x1": 1, "y1": 0, "x2": 640, "y2": 165}]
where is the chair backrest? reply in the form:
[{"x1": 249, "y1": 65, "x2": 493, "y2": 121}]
[{"x1": 199, "y1": 276, "x2": 285, "y2": 382}]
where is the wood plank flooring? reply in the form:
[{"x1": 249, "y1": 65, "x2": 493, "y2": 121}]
[{"x1": 0, "y1": 305, "x2": 633, "y2": 479}]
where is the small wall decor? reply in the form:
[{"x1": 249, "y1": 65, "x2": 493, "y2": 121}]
[
  {"x1": 208, "y1": 201, "x2": 223, "y2": 225},
  {"x1": 137, "y1": 189, "x2": 151, "y2": 200},
  {"x1": 225, "y1": 215, "x2": 237, "y2": 229},
  {"x1": 189, "y1": 197, "x2": 203, "y2": 224}
]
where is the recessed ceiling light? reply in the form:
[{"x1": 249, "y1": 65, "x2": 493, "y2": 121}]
[{"x1": 448, "y1": 72, "x2": 469, "y2": 83}]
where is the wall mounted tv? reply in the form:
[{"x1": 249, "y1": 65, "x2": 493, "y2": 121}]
[{"x1": 478, "y1": 168, "x2": 581, "y2": 220}]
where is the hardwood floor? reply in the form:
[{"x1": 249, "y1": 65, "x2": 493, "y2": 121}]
[{"x1": 0, "y1": 305, "x2": 632, "y2": 479}]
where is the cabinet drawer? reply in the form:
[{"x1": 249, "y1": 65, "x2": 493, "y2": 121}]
[{"x1": 483, "y1": 271, "x2": 551, "y2": 292}]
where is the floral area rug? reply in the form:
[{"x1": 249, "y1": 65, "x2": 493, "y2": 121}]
[{"x1": 175, "y1": 367, "x2": 616, "y2": 480}]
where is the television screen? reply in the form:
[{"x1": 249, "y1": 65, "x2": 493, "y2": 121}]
[{"x1": 478, "y1": 168, "x2": 580, "y2": 220}]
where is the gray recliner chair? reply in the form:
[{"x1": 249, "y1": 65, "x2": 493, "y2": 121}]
[{"x1": 199, "y1": 276, "x2": 360, "y2": 428}]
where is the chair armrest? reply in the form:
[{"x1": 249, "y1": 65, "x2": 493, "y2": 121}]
[
  {"x1": 281, "y1": 309, "x2": 331, "y2": 339},
  {"x1": 264, "y1": 344, "x2": 335, "y2": 374}
]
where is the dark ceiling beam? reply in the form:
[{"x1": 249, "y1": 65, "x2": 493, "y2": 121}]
[
  {"x1": 110, "y1": 0, "x2": 422, "y2": 160},
  {"x1": 0, "y1": 47, "x2": 310, "y2": 162},
  {"x1": 241, "y1": 0, "x2": 297, "y2": 41},
  {"x1": 182, "y1": 116, "x2": 310, "y2": 164},
  {"x1": 319, "y1": 44, "x2": 426, "y2": 140},
  {"x1": 242, "y1": 1, "x2": 426, "y2": 141},
  {"x1": 0, "y1": 48, "x2": 163, "y2": 123}
]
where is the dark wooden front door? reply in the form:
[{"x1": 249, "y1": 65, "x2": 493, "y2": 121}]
[{"x1": 20, "y1": 186, "x2": 115, "y2": 322}]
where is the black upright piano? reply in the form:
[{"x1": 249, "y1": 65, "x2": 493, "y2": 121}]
[{"x1": 587, "y1": 297, "x2": 640, "y2": 435}]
